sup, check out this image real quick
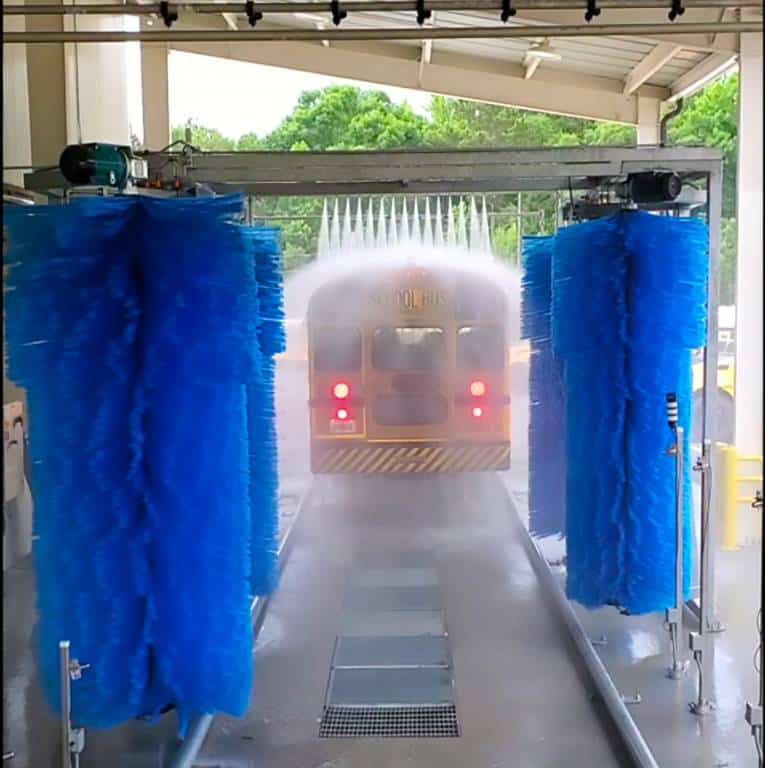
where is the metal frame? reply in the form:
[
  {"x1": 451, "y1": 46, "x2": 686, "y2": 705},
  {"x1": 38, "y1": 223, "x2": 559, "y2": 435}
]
[
  {"x1": 21, "y1": 144, "x2": 725, "y2": 761},
  {"x1": 4, "y1": 0, "x2": 759, "y2": 16},
  {"x1": 3, "y1": 20, "x2": 760, "y2": 45},
  {"x1": 26, "y1": 144, "x2": 723, "y2": 196}
]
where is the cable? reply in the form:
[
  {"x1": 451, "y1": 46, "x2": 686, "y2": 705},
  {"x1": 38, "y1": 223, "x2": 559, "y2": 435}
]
[{"x1": 71, "y1": 0, "x2": 83, "y2": 144}]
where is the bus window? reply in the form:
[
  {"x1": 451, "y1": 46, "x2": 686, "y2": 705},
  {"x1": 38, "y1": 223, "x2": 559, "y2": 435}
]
[
  {"x1": 313, "y1": 328, "x2": 361, "y2": 371},
  {"x1": 457, "y1": 326, "x2": 505, "y2": 370},
  {"x1": 372, "y1": 327, "x2": 445, "y2": 372}
]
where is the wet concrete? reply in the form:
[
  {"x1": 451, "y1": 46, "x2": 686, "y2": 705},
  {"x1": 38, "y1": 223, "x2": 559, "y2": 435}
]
[{"x1": 196, "y1": 473, "x2": 627, "y2": 768}]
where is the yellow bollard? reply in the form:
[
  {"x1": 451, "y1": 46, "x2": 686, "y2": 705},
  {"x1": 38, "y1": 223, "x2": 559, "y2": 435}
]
[{"x1": 721, "y1": 443, "x2": 739, "y2": 550}]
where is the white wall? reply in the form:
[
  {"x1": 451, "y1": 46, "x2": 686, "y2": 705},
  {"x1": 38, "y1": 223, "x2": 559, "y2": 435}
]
[
  {"x1": 734, "y1": 31, "x2": 763, "y2": 458},
  {"x1": 63, "y1": 10, "x2": 131, "y2": 146},
  {"x1": 3, "y1": 6, "x2": 32, "y2": 186}
]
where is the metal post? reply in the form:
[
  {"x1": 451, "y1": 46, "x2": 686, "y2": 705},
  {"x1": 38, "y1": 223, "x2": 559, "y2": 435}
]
[
  {"x1": 665, "y1": 394, "x2": 688, "y2": 679},
  {"x1": 689, "y1": 438, "x2": 716, "y2": 714},
  {"x1": 745, "y1": 489, "x2": 763, "y2": 764},
  {"x1": 699, "y1": 168, "x2": 724, "y2": 632},
  {"x1": 59, "y1": 641, "x2": 71, "y2": 768},
  {"x1": 516, "y1": 192, "x2": 522, "y2": 265},
  {"x1": 58, "y1": 642, "x2": 88, "y2": 768}
]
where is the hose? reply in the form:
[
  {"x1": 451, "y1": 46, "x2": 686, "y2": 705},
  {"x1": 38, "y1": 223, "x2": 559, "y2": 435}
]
[{"x1": 660, "y1": 98, "x2": 685, "y2": 148}]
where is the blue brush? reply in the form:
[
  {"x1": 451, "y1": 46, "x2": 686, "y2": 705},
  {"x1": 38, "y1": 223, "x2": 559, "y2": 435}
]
[
  {"x1": 521, "y1": 236, "x2": 566, "y2": 539},
  {"x1": 550, "y1": 212, "x2": 707, "y2": 614},
  {"x1": 246, "y1": 227, "x2": 285, "y2": 597},
  {"x1": 4, "y1": 194, "x2": 282, "y2": 732}
]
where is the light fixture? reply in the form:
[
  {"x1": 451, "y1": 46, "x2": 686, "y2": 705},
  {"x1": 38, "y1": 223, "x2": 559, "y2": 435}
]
[{"x1": 524, "y1": 40, "x2": 562, "y2": 63}]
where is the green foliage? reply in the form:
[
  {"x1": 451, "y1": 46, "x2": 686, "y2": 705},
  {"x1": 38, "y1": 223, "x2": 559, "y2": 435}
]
[
  {"x1": 666, "y1": 73, "x2": 739, "y2": 301},
  {"x1": 171, "y1": 77, "x2": 738, "y2": 300},
  {"x1": 261, "y1": 86, "x2": 428, "y2": 151},
  {"x1": 720, "y1": 217, "x2": 737, "y2": 305},
  {"x1": 171, "y1": 119, "x2": 237, "y2": 150},
  {"x1": 424, "y1": 97, "x2": 636, "y2": 148},
  {"x1": 668, "y1": 74, "x2": 738, "y2": 218}
]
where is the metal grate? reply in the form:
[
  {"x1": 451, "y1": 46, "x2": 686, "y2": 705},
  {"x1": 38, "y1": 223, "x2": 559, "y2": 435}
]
[{"x1": 319, "y1": 704, "x2": 459, "y2": 739}]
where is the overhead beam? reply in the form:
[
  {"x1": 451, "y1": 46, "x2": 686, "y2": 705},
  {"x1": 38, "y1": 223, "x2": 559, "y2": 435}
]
[
  {"x1": 5, "y1": 20, "x2": 759, "y2": 43},
  {"x1": 9, "y1": 0, "x2": 760, "y2": 15},
  {"x1": 623, "y1": 41, "x2": 680, "y2": 95},
  {"x1": 164, "y1": 24, "x2": 670, "y2": 123},
  {"x1": 668, "y1": 51, "x2": 738, "y2": 99},
  {"x1": 500, "y1": 8, "x2": 743, "y2": 53}
]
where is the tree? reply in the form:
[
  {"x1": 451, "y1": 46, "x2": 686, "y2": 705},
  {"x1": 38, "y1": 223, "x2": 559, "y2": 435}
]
[
  {"x1": 170, "y1": 77, "x2": 738, "y2": 284},
  {"x1": 171, "y1": 118, "x2": 237, "y2": 150},
  {"x1": 667, "y1": 73, "x2": 739, "y2": 303},
  {"x1": 668, "y1": 74, "x2": 738, "y2": 218},
  {"x1": 424, "y1": 97, "x2": 636, "y2": 148},
  {"x1": 262, "y1": 86, "x2": 428, "y2": 151}
]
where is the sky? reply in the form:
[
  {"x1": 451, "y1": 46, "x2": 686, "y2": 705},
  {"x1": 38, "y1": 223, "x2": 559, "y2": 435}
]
[{"x1": 158, "y1": 51, "x2": 432, "y2": 142}]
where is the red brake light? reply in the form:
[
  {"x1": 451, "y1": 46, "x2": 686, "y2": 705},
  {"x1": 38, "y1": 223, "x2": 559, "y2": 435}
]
[
  {"x1": 469, "y1": 380, "x2": 486, "y2": 397},
  {"x1": 336, "y1": 407, "x2": 349, "y2": 421},
  {"x1": 472, "y1": 406, "x2": 483, "y2": 418},
  {"x1": 333, "y1": 382, "x2": 350, "y2": 400}
]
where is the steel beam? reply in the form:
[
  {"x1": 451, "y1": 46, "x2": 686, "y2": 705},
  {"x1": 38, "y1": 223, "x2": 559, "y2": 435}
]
[
  {"x1": 24, "y1": 146, "x2": 723, "y2": 197},
  {"x1": 3, "y1": 20, "x2": 760, "y2": 43},
  {"x1": 4, "y1": 0, "x2": 760, "y2": 15},
  {"x1": 169, "y1": 31, "x2": 669, "y2": 123}
]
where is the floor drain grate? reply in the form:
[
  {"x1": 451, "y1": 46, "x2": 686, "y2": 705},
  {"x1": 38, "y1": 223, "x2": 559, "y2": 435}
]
[{"x1": 319, "y1": 704, "x2": 459, "y2": 739}]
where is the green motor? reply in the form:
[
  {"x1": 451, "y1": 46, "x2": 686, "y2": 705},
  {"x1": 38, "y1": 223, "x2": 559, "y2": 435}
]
[{"x1": 59, "y1": 143, "x2": 131, "y2": 189}]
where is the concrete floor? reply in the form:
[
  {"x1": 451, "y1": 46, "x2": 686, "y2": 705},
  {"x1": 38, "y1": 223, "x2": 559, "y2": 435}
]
[
  {"x1": 505, "y1": 470, "x2": 762, "y2": 768},
  {"x1": 195, "y1": 474, "x2": 628, "y2": 768}
]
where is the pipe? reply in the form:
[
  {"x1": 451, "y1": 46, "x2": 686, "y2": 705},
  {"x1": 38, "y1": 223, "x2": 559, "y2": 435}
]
[
  {"x1": 660, "y1": 97, "x2": 684, "y2": 147},
  {"x1": 3, "y1": 20, "x2": 760, "y2": 43},
  {"x1": 3, "y1": 0, "x2": 759, "y2": 15},
  {"x1": 59, "y1": 641, "x2": 71, "y2": 768}
]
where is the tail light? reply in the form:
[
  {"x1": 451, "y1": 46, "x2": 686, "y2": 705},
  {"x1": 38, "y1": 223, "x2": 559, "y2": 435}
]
[
  {"x1": 335, "y1": 407, "x2": 350, "y2": 421},
  {"x1": 469, "y1": 379, "x2": 486, "y2": 397},
  {"x1": 333, "y1": 382, "x2": 350, "y2": 400},
  {"x1": 472, "y1": 406, "x2": 483, "y2": 418}
]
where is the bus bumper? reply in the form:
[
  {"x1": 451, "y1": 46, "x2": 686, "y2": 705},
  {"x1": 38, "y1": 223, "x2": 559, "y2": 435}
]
[{"x1": 311, "y1": 441, "x2": 510, "y2": 475}]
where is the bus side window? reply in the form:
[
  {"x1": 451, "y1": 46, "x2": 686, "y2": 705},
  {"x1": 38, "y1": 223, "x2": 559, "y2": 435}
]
[
  {"x1": 313, "y1": 328, "x2": 362, "y2": 371},
  {"x1": 457, "y1": 326, "x2": 505, "y2": 370}
]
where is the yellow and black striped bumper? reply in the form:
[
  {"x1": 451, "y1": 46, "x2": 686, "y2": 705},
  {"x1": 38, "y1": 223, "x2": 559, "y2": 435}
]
[{"x1": 311, "y1": 442, "x2": 510, "y2": 474}]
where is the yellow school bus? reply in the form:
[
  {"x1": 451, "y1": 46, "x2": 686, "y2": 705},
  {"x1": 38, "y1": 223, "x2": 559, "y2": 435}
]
[{"x1": 305, "y1": 263, "x2": 511, "y2": 474}]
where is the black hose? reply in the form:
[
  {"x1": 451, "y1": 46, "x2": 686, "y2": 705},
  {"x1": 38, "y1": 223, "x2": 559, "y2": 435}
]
[{"x1": 660, "y1": 98, "x2": 684, "y2": 147}]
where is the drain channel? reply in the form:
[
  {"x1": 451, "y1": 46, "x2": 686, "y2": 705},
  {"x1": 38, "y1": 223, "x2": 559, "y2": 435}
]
[
  {"x1": 319, "y1": 558, "x2": 460, "y2": 739},
  {"x1": 319, "y1": 704, "x2": 459, "y2": 739}
]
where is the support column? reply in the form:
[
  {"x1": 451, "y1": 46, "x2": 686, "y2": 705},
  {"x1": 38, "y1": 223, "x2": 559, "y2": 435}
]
[
  {"x1": 25, "y1": 0, "x2": 67, "y2": 167},
  {"x1": 63, "y1": 5, "x2": 131, "y2": 145},
  {"x1": 140, "y1": 42, "x2": 170, "y2": 150},
  {"x1": 636, "y1": 96, "x2": 661, "y2": 146},
  {"x1": 24, "y1": 0, "x2": 131, "y2": 167},
  {"x1": 734, "y1": 31, "x2": 763, "y2": 463},
  {"x1": 3, "y1": 1, "x2": 32, "y2": 187}
]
